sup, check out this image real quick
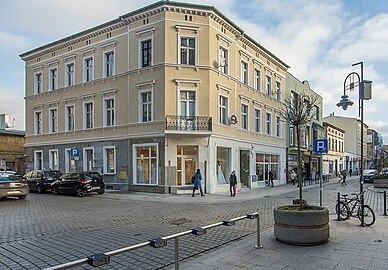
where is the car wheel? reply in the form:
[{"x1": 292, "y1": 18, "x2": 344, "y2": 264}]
[
  {"x1": 76, "y1": 188, "x2": 85, "y2": 197},
  {"x1": 97, "y1": 189, "x2": 105, "y2": 195},
  {"x1": 36, "y1": 185, "x2": 43, "y2": 194},
  {"x1": 18, "y1": 195, "x2": 27, "y2": 200},
  {"x1": 52, "y1": 187, "x2": 59, "y2": 195}
]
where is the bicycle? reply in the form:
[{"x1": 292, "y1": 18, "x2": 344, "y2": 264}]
[{"x1": 335, "y1": 192, "x2": 375, "y2": 226}]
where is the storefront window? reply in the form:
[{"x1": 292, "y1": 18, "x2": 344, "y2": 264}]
[
  {"x1": 256, "y1": 154, "x2": 279, "y2": 182},
  {"x1": 134, "y1": 144, "x2": 158, "y2": 185},
  {"x1": 217, "y1": 147, "x2": 231, "y2": 185}
]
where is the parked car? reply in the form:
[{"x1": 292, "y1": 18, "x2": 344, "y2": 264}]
[
  {"x1": 51, "y1": 172, "x2": 105, "y2": 197},
  {"x1": 0, "y1": 170, "x2": 16, "y2": 177},
  {"x1": 23, "y1": 170, "x2": 63, "y2": 194},
  {"x1": 0, "y1": 175, "x2": 29, "y2": 200},
  {"x1": 363, "y1": 169, "x2": 378, "y2": 183},
  {"x1": 380, "y1": 168, "x2": 388, "y2": 176}
]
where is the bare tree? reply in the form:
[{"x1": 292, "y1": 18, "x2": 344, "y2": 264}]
[{"x1": 279, "y1": 93, "x2": 320, "y2": 210}]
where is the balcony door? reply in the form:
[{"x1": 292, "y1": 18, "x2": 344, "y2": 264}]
[{"x1": 179, "y1": 90, "x2": 196, "y2": 130}]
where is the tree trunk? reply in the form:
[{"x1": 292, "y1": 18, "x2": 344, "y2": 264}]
[{"x1": 296, "y1": 124, "x2": 303, "y2": 210}]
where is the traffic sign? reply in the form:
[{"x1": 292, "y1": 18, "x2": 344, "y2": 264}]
[
  {"x1": 314, "y1": 139, "x2": 328, "y2": 153},
  {"x1": 70, "y1": 148, "x2": 79, "y2": 157}
]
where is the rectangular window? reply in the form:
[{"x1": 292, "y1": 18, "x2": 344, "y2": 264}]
[
  {"x1": 66, "y1": 63, "x2": 75, "y2": 87},
  {"x1": 134, "y1": 144, "x2": 158, "y2": 185},
  {"x1": 180, "y1": 37, "x2": 196, "y2": 65},
  {"x1": 254, "y1": 69, "x2": 260, "y2": 91},
  {"x1": 85, "y1": 58, "x2": 93, "y2": 82},
  {"x1": 105, "y1": 52, "x2": 114, "y2": 77},
  {"x1": 276, "y1": 81, "x2": 281, "y2": 100},
  {"x1": 289, "y1": 126, "x2": 295, "y2": 146},
  {"x1": 219, "y1": 46, "x2": 228, "y2": 74},
  {"x1": 103, "y1": 147, "x2": 116, "y2": 174},
  {"x1": 34, "y1": 150, "x2": 43, "y2": 170},
  {"x1": 276, "y1": 116, "x2": 281, "y2": 137},
  {"x1": 84, "y1": 102, "x2": 93, "y2": 129},
  {"x1": 141, "y1": 39, "x2": 152, "y2": 67},
  {"x1": 266, "y1": 76, "x2": 271, "y2": 96},
  {"x1": 35, "y1": 111, "x2": 42, "y2": 135},
  {"x1": 83, "y1": 148, "x2": 94, "y2": 171},
  {"x1": 241, "y1": 104, "x2": 248, "y2": 130},
  {"x1": 314, "y1": 105, "x2": 319, "y2": 120},
  {"x1": 49, "y1": 149, "x2": 59, "y2": 170},
  {"x1": 104, "y1": 98, "x2": 115, "y2": 127},
  {"x1": 254, "y1": 109, "x2": 261, "y2": 133},
  {"x1": 49, "y1": 68, "x2": 57, "y2": 90},
  {"x1": 219, "y1": 95, "x2": 228, "y2": 125},
  {"x1": 180, "y1": 91, "x2": 196, "y2": 117},
  {"x1": 266, "y1": 112, "x2": 272, "y2": 135},
  {"x1": 140, "y1": 91, "x2": 152, "y2": 122},
  {"x1": 241, "y1": 61, "x2": 248, "y2": 84},
  {"x1": 65, "y1": 105, "x2": 74, "y2": 131},
  {"x1": 34, "y1": 73, "x2": 42, "y2": 94},
  {"x1": 49, "y1": 108, "x2": 58, "y2": 133}
]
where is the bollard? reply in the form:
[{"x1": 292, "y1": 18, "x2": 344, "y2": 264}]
[
  {"x1": 175, "y1": 238, "x2": 179, "y2": 270},
  {"x1": 337, "y1": 192, "x2": 341, "y2": 221},
  {"x1": 384, "y1": 191, "x2": 387, "y2": 216},
  {"x1": 254, "y1": 213, "x2": 262, "y2": 249}
]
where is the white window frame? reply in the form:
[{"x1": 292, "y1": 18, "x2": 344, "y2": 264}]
[
  {"x1": 276, "y1": 116, "x2": 281, "y2": 137},
  {"x1": 132, "y1": 143, "x2": 159, "y2": 185},
  {"x1": 241, "y1": 61, "x2": 248, "y2": 84},
  {"x1": 83, "y1": 147, "x2": 95, "y2": 171},
  {"x1": 266, "y1": 112, "x2": 272, "y2": 135},
  {"x1": 137, "y1": 28, "x2": 155, "y2": 69},
  {"x1": 83, "y1": 98, "x2": 94, "y2": 129},
  {"x1": 34, "y1": 150, "x2": 43, "y2": 170},
  {"x1": 241, "y1": 103, "x2": 248, "y2": 130},
  {"x1": 103, "y1": 146, "x2": 116, "y2": 175},
  {"x1": 65, "y1": 103, "x2": 75, "y2": 132},
  {"x1": 48, "y1": 107, "x2": 58, "y2": 133},
  {"x1": 266, "y1": 75, "x2": 272, "y2": 96},
  {"x1": 48, "y1": 67, "x2": 58, "y2": 91},
  {"x1": 178, "y1": 36, "x2": 197, "y2": 66},
  {"x1": 83, "y1": 56, "x2": 94, "y2": 82},
  {"x1": 49, "y1": 149, "x2": 59, "y2": 170},
  {"x1": 65, "y1": 62, "x2": 75, "y2": 87},
  {"x1": 65, "y1": 148, "x2": 71, "y2": 173},
  {"x1": 218, "y1": 46, "x2": 228, "y2": 74},
  {"x1": 34, "y1": 71, "x2": 43, "y2": 94},
  {"x1": 219, "y1": 95, "x2": 228, "y2": 125},
  {"x1": 254, "y1": 69, "x2": 260, "y2": 91},
  {"x1": 289, "y1": 126, "x2": 295, "y2": 146},
  {"x1": 179, "y1": 89, "x2": 197, "y2": 117},
  {"x1": 139, "y1": 90, "x2": 153, "y2": 123},
  {"x1": 276, "y1": 81, "x2": 281, "y2": 100},
  {"x1": 103, "y1": 95, "x2": 116, "y2": 127},
  {"x1": 254, "y1": 108, "x2": 261, "y2": 133},
  {"x1": 34, "y1": 109, "x2": 42, "y2": 135},
  {"x1": 103, "y1": 50, "x2": 115, "y2": 78}
]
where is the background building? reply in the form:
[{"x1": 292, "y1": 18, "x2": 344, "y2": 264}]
[
  {"x1": 322, "y1": 122, "x2": 345, "y2": 177},
  {"x1": 367, "y1": 129, "x2": 384, "y2": 170},
  {"x1": 20, "y1": 1, "x2": 289, "y2": 193}
]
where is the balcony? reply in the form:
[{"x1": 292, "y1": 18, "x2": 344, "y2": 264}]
[{"x1": 165, "y1": 115, "x2": 212, "y2": 131}]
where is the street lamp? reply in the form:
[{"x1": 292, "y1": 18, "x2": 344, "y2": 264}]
[{"x1": 336, "y1": 61, "x2": 372, "y2": 226}]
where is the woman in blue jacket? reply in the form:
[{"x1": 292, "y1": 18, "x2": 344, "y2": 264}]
[{"x1": 192, "y1": 168, "x2": 204, "y2": 197}]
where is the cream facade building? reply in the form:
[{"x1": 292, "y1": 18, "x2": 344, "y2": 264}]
[
  {"x1": 20, "y1": 1, "x2": 289, "y2": 194},
  {"x1": 322, "y1": 122, "x2": 345, "y2": 177}
]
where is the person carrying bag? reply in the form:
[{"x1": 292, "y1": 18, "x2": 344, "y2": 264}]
[{"x1": 229, "y1": 170, "x2": 237, "y2": 197}]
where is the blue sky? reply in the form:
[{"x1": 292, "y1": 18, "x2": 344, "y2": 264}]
[{"x1": 1, "y1": 0, "x2": 388, "y2": 142}]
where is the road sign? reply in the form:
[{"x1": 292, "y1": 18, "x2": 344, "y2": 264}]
[
  {"x1": 70, "y1": 148, "x2": 79, "y2": 157},
  {"x1": 314, "y1": 139, "x2": 328, "y2": 153}
]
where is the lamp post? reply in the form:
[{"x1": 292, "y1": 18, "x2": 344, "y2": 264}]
[{"x1": 336, "y1": 62, "x2": 372, "y2": 226}]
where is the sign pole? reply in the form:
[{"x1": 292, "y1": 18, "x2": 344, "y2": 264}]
[{"x1": 320, "y1": 152, "x2": 323, "y2": 206}]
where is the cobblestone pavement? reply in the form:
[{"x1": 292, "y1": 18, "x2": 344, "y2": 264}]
[{"x1": 0, "y1": 176, "x2": 385, "y2": 269}]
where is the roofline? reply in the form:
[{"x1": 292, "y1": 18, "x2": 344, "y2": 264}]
[
  {"x1": 322, "y1": 121, "x2": 346, "y2": 133},
  {"x1": 19, "y1": 0, "x2": 289, "y2": 68}
]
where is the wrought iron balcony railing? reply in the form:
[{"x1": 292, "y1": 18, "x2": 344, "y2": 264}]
[{"x1": 165, "y1": 115, "x2": 212, "y2": 131}]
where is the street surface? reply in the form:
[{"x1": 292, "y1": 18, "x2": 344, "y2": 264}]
[{"x1": 0, "y1": 176, "x2": 386, "y2": 269}]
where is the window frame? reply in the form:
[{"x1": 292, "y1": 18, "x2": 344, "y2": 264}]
[
  {"x1": 241, "y1": 61, "x2": 248, "y2": 84},
  {"x1": 49, "y1": 149, "x2": 59, "y2": 170},
  {"x1": 254, "y1": 108, "x2": 261, "y2": 133},
  {"x1": 34, "y1": 109, "x2": 43, "y2": 135},
  {"x1": 133, "y1": 143, "x2": 159, "y2": 185},
  {"x1": 48, "y1": 67, "x2": 58, "y2": 91},
  {"x1": 219, "y1": 95, "x2": 228, "y2": 125},
  {"x1": 218, "y1": 46, "x2": 228, "y2": 74},
  {"x1": 179, "y1": 36, "x2": 197, "y2": 66},
  {"x1": 103, "y1": 50, "x2": 115, "y2": 78},
  {"x1": 276, "y1": 116, "x2": 281, "y2": 137},
  {"x1": 254, "y1": 68, "x2": 260, "y2": 91},
  {"x1": 83, "y1": 99, "x2": 94, "y2": 129},
  {"x1": 49, "y1": 107, "x2": 58, "y2": 133},
  {"x1": 140, "y1": 39, "x2": 152, "y2": 68},
  {"x1": 65, "y1": 103, "x2": 75, "y2": 132},
  {"x1": 103, "y1": 146, "x2": 116, "y2": 175},
  {"x1": 103, "y1": 96, "x2": 115, "y2": 127},
  {"x1": 34, "y1": 150, "x2": 43, "y2": 170},
  {"x1": 139, "y1": 90, "x2": 153, "y2": 123},
  {"x1": 34, "y1": 71, "x2": 43, "y2": 94},
  {"x1": 276, "y1": 81, "x2": 281, "y2": 100},
  {"x1": 65, "y1": 62, "x2": 75, "y2": 87},
  {"x1": 266, "y1": 112, "x2": 272, "y2": 135},
  {"x1": 83, "y1": 56, "x2": 94, "y2": 82},
  {"x1": 241, "y1": 103, "x2": 248, "y2": 130},
  {"x1": 266, "y1": 75, "x2": 271, "y2": 96}
]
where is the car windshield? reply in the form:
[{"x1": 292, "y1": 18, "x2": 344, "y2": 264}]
[
  {"x1": 85, "y1": 173, "x2": 102, "y2": 181},
  {"x1": 363, "y1": 169, "x2": 377, "y2": 175},
  {"x1": 46, "y1": 171, "x2": 62, "y2": 178}
]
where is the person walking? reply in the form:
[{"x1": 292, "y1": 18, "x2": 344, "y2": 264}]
[
  {"x1": 290, "y1": 169, "x2": 297, "y2": 186},
  {"x1": 192, "y1": 169, "x2": 204, "y2": 197},
  {"x1": 349, "y1": 168, "x2": 352, "y2": 177},
  {"x1": 229, "y1": 171, "x2": 237, "y2": 197},
  {"x1": 268, "y1": 170, "x2": 274, "y2": 187},
  {"x1": 341, "y1": 170, "x2": 347, "y2": 185}
]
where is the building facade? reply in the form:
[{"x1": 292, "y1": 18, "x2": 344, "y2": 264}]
[
  {"x1": 367, "y1": 129, "x2": 384, "y2": 170},
  {"x1": 322, "y1": 122, "x2": 345, "y2": 177},
  {"x1": 0, "y1": 129, "x2": 25, "y2": 174},
  {"x1": 285, "y1": 74, "x2": 324, "y2": 182},
  {"x1": 20, "y1": 1, "x2": 289, "y2": 194},
  {"x1": 323, "y1": 115, "x2": 367, "y2": 174}
]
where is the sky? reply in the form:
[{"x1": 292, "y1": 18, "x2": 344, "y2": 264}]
[{"x1": 1, "y1": 0, "x2": 388, "y2": 142}]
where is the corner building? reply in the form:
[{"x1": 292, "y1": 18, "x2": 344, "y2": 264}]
[{"x1": 20, "y1": 1, "x2": 289, "y2": 194}]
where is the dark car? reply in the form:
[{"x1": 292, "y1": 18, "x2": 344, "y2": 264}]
[
  {"x1": 0, "y1": 175, "x2": 29, "y2": 200},
  {"x1": 363, "y1": 169, "x2": 378, "y2": 183},
  {"x1": 51, "y1": 172, "x2": 105, "y2": 197},
  {"x1": 23, "y1": 170, "x2": 63, "y2": 194}
]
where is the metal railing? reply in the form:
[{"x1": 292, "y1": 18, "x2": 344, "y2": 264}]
[
  {"x1": 44, "y1": 212, "x2": 261, "y2": 270},
  {"x1": 165, "y1": 115, "x2": 212, "y2": 131}
]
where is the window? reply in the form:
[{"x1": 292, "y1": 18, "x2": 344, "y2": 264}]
[
  {"x1": 241, "y1": 61, "x2": 248, "y2": 84},
  {"x1": 256, "y1": 154, "x2": 279, "y2": 182},
  {"x1": 313, "y1": 105, "x2": 319, "y2": 120},
  {"x1": 180, "y1": 37, "x2": 196, "y2": 65},
  {"x1": 141, "y1": 39, "x2": 152, "y2": 67},
  {"x1": 84, "y1": 57, "x2": 93, "y2": 82},
  {"x1": 254, "y1": 69, "x2": 260, "y2": 91},
  {"x1": 104, "y1": 51, "x2": 115, "y2": 77},
  {"x1": 34, "y1": 150, "x2": 43, "y2": 170},
  {"x1": 65, "y1": 63, "x2": 75, "y2": 87},
  {"x1": 49, "y1": 108, "x2": 58, "y2": 133},
  {"x1": 276, "y1": 81, "x2": 281, "y2": 100},
  {"x1": 134, "y1": 144, "x2": 158, "y2": 185},
  {"x1": 266, "y1": 112, "x2": 272, "y2": 135},
  {"x1": 219, "y1": 46, "x2": 228, "y2": 74},
  {"x1": 34, "y1": 72, "x2": 42, "y2": 94},
  {"x1": 266, "y1": 76, "x2": 271, "y2": 96},
  {"x1": 219, "y1": 95, "x2": 228, "y2": 125},
  {"x1": 34, "y1": 110, "x2": 42, "y2": 135},
  {"x1": 103, "y1": 146, "x2": 116, "y2": 174},
  {"x1": 65, "y1": 104, "x2": 75, "y2": 131},
  {"x1": 84, "y1": 102, "x2": 93, "y2": 129},
  {"x1": 254, "y1": 109, "x2": 261, "y2": 133},
  {"x1": 49, "y1": 149, "x2": 59, "y2": 170},
  {"x1": 104, "y1": 98, "x2": 115, "y2": 127},
  {"x1": 65, "y1": 148, "x2": 72, "y2": 173},
  {"x1": 276, "y1": 116, "x2": 281, "y2": 137},
  {"x1": 83, "y1": 147, "x2": 94, "y2": 171},
  {"x1": 180, "y1": 91, "x2": 196, "y2": 117},
  {"x1": 49, "y1": 68, "x2": 57, "y2": 90},
  {"x1": 241, "y1": 104, "x2": 248, "y2": 130},
  {"x1": 140, "y1": 91, "x2": 152, "y2": 122},
  {"x1": 289, "y1": 126, "x2": 295, "y2": 146}
]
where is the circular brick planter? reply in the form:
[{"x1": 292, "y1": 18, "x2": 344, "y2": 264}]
[{"x1": 274, "y1": 205, "x2": 330, "y2": 246}]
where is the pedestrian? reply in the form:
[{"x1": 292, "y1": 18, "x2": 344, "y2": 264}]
[
  {"x1": 341, "y1": 170, "x2": 347, "y2": 185},
  {"x1": 229, "y1": 170, "x2": 237, "y2": 197},
  {"x1": 349, "y1": 168, "x2": 352, "y2": 177},
  {"x1": 268, "y1": 170, "x2": 274, "y2": 187},
  {"x1": 290, "y1": 169, "x2": 297, "y2": 186},
  {"x1": 192, "y1": 169, "x2": 204, "y2": 197}
]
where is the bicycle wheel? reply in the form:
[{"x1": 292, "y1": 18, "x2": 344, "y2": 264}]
[
  {"x1": 358, "y1": 205, "x2": 375, "y2": 226},
  {"x1": 335, "y1": 202, "x2": 349, "y2": 220}
]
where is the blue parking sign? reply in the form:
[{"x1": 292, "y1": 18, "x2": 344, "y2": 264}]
[
  {"x1": 70, "y1": 148, "x2": 79, "y2": 157},
  {"x1": 313, "y1": 140, "x2": 328, "y2": 153}
]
